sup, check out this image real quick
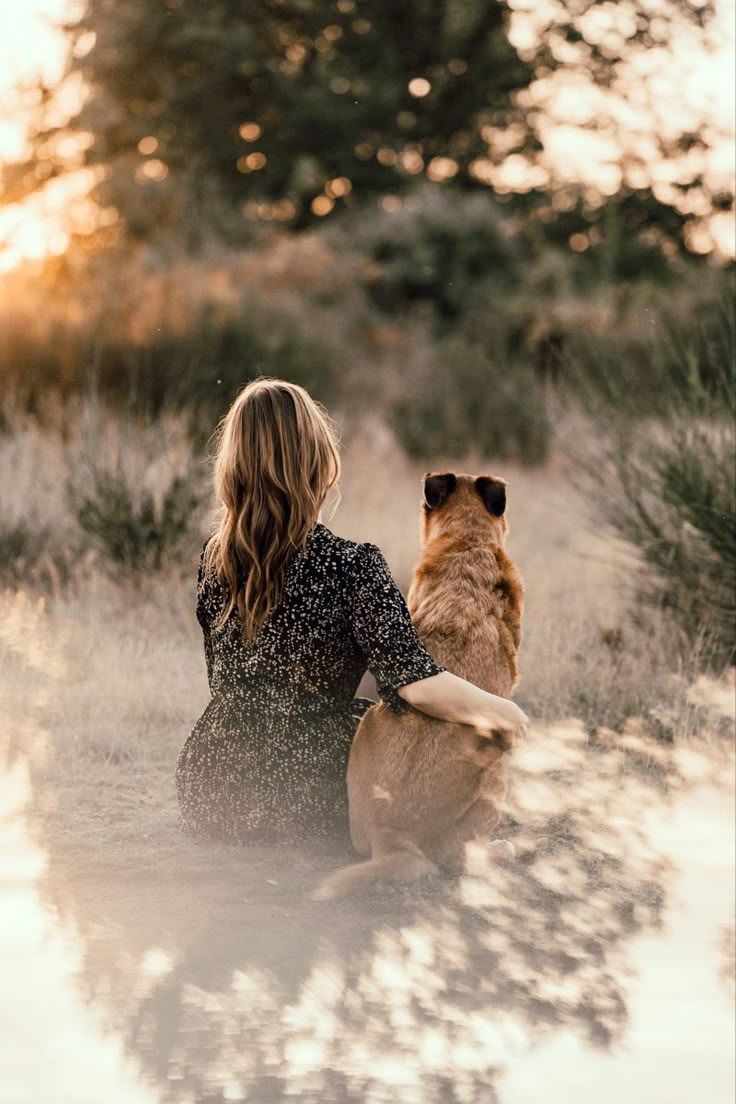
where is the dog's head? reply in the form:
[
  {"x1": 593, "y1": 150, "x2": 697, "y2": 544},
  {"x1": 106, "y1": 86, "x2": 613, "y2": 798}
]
[{"x1": 421, "y1": 471, "x2": 508, "y2": 545}]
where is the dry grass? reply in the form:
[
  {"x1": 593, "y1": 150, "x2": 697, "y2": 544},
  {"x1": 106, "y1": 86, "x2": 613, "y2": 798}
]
[{"x1": 1, "y1": 403, "x2": 728, "y2": 873}]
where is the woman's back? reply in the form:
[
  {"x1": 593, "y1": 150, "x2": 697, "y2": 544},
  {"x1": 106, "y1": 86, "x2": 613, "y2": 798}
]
[{"x1": 177, "y1": 521, "x2": 444, "y2": 843}]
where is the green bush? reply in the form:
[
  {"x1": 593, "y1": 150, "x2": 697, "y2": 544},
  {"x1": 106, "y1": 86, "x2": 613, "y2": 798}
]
[
  {"x1": 391, "y1": 336, "x2": 551, "y2": 464},
  {"x1": 609, "y1": 423, "x2": 735, "y2": 669},
  {"x1": 100, "y1": 306, "x2": 340, "y2": 433},
  {"x1": 576, "y1": 296, "x2": 736, "y2": 670},
  {"x1": 67, "y1": 439, "x2": 204, "y2": 574},
  {"x1": 331, "y1": 186, "x2": 520, "y2": 321}
]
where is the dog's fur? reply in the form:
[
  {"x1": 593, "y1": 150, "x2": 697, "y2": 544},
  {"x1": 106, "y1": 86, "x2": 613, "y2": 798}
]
[{"x1": 318, "y1": 472, "x2": 524, "y2": 898}]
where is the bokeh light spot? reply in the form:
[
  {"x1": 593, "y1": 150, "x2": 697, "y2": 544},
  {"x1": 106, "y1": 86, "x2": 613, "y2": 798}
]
[
  {"x1": 569, "y1": 232, "x2": 589, "y2": 252},
  {"x1": 427, "y1": 157, "x2": 459, "y2": 182},
  {"x1": 376, "y1": 148, "x2": 397, "y2": 166},
  {"x1": 238, "y1": 122, "x2": 262, "y2": 142},
  {"x1": 448, "y1": 58, "x2": 468, "y2": 75},
  {"x1": 311, "y1": 195, "x2": 335, "y2": 216},
  {"x1": 400, "y1": 148, "x2": 424, "y2": 174},
  {"x1": 237, "y1": 152, "x2": 267, "y2": 173},
  {"x1": 408, "y1": 78, "x2": 431, "y2": 98},
  {"x1": 136, "y1": 159, "x2": 168, "y2": 182},
  {"x1": 326, "y1": 176, "x2": 352, "y2": 197}
]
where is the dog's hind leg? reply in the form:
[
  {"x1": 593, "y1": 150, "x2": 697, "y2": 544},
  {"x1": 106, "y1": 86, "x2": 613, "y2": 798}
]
[
  {"x1": 312, "y1": 827, "x2": 437, "y2": 900},
  {"x1": 425, "y1": 797, "x2": 504, "y2": 873}
]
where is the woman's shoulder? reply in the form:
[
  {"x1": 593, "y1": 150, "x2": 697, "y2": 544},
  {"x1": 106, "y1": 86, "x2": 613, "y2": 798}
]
[{"x1": 313, "y1": 524, "x2": 388, "y2": 576}]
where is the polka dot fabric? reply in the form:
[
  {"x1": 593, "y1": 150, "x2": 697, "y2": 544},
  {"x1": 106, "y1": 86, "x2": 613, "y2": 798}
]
[{"x1": 176, "y1": 523, "x2": 445, "y2": 843}]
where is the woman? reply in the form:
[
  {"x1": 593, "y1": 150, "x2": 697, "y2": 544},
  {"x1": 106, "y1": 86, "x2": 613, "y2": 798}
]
[{"x1": 176, "y1": 378, "x2": 527, "y2": 844}]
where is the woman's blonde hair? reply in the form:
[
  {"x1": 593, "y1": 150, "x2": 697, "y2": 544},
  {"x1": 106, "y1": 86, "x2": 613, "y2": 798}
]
[{"x1": 204, "y1": 377, "x2": 341, "y2": 639}]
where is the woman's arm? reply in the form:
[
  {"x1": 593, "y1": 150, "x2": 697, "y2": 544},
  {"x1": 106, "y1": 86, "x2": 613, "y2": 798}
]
[{"x1": 397, "y1": 671, "x2": 528, "y2": 748}]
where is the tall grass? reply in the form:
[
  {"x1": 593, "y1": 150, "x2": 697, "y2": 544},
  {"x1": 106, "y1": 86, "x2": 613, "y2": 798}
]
[
  {"x1": 568, "y1": 297, "x2": 736, "y2": 670},
  {"x1": 561, "y1": 288, "x2": 735, "y2": 418},
  {"x1": 1, "y1": 228, "x2": 733, "y2": 667},
  {"x1": 600, "y1": 423, "x2": 735, "y2": 669},
  {"x1": 5, "y1": 402, "x2": 726, "y2": 742},
  {"x1": 0, "y1": 305, "x2": 341, "y2": 437}
]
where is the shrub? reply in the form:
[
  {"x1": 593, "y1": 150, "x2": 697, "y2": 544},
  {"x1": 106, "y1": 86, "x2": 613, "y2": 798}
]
[
  {"x1": 68, "y1": 468, "x2": 203, "y2": 574},
  {"x1": 607, "y1": 423, "x2": 735, "y2": 669},
  {"x1": 97, "y1": 306, "x2": 340, "y2": 433},
  {"x1": 560, "y1": 286, "x2": 735, "y2": 419},
  {"x1": 390, "y1": 337, "x2": 551, "y2": 464},
  {"x1": 574, "y1": 297, "x2": 736, "y2": 670},
  {"x1": 66, "y1": 411, "x2": 206, "y2": 575},
  {"x1": 0, "y1": 412, "x2": 76, "y2": 589},
  {"x1": 331, "y1": 186, "x2": 520, "y2": 321},
  {"x1": 569, "y1": 293, "x2": 736, "y2": 666}
]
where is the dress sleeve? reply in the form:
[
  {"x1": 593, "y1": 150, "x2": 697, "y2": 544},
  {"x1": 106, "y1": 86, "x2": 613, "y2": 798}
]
[
  {"x1": 196, "y1": 542, "x2": 215, "y2": 689},
  {"x1": 350, "y1": 542, "x2": 445, "y2": 713}
]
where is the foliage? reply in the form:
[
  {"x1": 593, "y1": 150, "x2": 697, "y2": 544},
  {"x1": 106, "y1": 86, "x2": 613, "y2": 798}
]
[
  {"x1": 0, "y1": 520, "x2": 71, "y2": 588},
  {"x1": 562, "y1": 288, "x2": 735, "y2": 417},
  {"x1": 0, "y1": 301, "x2": 340, "y2": 432},
  {"x1": 525, "y1": 190, "x2": 704, "y2": 284},
  {"x1": 332, "y1": 186, "x2": 521, "y2": 319},
  {"x1": 16, "y1": 0, "x2": 532, "y2": 237},
  {"x1": 5, "y1": 0, "x2": 724, "y2": 254},
  {"x1": 391, "y1": 336, "x2": 550, "y2": 464},
  {"x1": 62, "y1": 408, "x2": 208, "y2": 576},
  {"x1": 610, "y1": 423, "x2": 735, "y2": 669},
  {"x1": 67, "y1": 461, "x2": 204, "y2": 575},
  {"x1": 577, "y1": 299, "x2": 736, "y2": 669}
]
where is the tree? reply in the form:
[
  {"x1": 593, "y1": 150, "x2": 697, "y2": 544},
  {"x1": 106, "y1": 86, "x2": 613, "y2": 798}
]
[{"x1": 4, "y1": 0, "x2": 725, "y2": 247}]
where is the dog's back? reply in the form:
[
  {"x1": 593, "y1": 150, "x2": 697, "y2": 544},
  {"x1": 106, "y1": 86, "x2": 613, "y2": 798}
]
[{"x1": 316, "y1": 473, "x2": 523, "y2": 899}]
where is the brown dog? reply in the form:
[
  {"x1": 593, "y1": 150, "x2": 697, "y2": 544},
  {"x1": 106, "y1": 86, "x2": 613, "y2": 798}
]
[{"x1": 317, "y1": 472, "x2": 524, "y2": 898}]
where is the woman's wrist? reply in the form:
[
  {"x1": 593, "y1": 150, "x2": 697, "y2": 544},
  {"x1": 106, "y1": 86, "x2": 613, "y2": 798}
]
[{"x1": 398, "y1": 671, "x2": 528, "y2": 740}]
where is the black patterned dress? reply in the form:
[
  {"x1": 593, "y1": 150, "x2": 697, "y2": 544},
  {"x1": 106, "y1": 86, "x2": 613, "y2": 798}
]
[{"x1": 176, "y1": 522, "x2": 445, "y2": 843}]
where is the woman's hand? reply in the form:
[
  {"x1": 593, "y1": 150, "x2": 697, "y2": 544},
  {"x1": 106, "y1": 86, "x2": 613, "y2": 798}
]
[
  {"x1": 398, "y1": 671, "x2": 529, "y2": 751},
  {"x1": 473, "y1": 696, "x2": 529, "y2": 751}
]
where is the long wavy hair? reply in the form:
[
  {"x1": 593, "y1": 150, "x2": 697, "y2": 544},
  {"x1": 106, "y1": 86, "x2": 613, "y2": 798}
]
[{"x1": 204, "y1": 378, "x2": 341, "y2": 639}]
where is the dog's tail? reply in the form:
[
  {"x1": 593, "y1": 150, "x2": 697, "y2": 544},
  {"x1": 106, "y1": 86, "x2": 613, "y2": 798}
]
[{"x1": 313, "y1": 828, "x2": 437, "y2": 901}]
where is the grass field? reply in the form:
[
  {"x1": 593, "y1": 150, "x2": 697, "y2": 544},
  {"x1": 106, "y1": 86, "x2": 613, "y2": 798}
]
[{"x1": 2, "y1": 404, "x2": 729, "y2": 860}]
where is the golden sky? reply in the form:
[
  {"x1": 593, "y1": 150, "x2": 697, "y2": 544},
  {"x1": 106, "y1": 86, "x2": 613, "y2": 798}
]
[{"x1": 0, "y1": 0, "x2": 733, "y2": 269}]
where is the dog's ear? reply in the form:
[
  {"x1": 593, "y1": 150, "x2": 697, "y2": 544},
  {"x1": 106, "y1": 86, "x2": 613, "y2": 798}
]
[
  {"x1": 475, "y1": 476, "x2": 506, "y2": 517},
  {"x1": 423, "y1": 472, "x2": 457, "y2": 510}
]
